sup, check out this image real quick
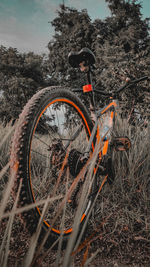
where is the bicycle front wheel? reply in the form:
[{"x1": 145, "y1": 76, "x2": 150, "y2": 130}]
[{"x1": 10, "y1": 87, "x2": 93, "y2": 247}]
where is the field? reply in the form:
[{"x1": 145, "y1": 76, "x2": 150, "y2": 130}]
[{"x1": 0, "y1": 118, "x2": 150, "y2": 266}]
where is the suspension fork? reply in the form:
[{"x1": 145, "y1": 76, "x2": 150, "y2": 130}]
[{"x1": 87, "y1": 104, "x2": 117, "y2": 158}]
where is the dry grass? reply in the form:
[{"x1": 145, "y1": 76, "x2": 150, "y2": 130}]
[
  {"x1": 0, "y1": 117, "x2": 150, "y2": 266},
  {"x1": 0, "y1": 122, "x2": 15, "y2": 200}
]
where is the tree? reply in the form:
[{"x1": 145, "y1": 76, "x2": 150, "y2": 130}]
[
  {"x1": 0, "y1": 46, "x2": 53, "y2": 123},
  {"x1": 47, "y1": 5, "x2": 95, "y2": 88},
  {"x1": 94, "y1": 0, "x2": 150, "y2": 122},
  {"x1": 47, "y1": 1, "x2": 150, "y2": 122}
]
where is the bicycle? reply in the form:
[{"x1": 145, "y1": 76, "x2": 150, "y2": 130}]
[{"x1": 10, "y1": 48, "x2": 148, "y2": 248}]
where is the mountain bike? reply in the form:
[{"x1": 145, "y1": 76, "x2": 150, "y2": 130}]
[{"x1": 10, "y1": 48, "x2": 148, "y2": 248}]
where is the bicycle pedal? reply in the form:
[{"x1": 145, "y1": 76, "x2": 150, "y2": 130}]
[{"x1": 112, "y1": 136, "x2": 131, "y2": 151}]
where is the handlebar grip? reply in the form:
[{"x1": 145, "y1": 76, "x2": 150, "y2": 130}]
[
  {"x1": 130, "y1": 76, "x2": 148, "y2": 84},
  {"x1": 116, "y1": 76, "x2": 148, "y2": 95}
]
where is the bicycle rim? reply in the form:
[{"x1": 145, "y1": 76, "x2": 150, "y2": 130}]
[{"x1": 28, "y1": 96, "x2": 92, "y2": 235}]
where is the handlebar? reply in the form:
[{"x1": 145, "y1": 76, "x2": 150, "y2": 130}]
[
  {"x1": 72, "y1": 76, "x2": 148, "y2": 97},
  {"x1": 96, "y1": 76, "x2": 148, "y2": 98},
  {"x1": 115, "y1": 76, "x2": 148, "y2": 95}
]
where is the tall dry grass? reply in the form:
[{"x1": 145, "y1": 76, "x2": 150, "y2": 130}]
[
  {"x1": 0, "y1": 122, "x2": 15, "y2": 200},
  {"x1": 0, "y1": 117, "x2": 149, "y2": 266}
]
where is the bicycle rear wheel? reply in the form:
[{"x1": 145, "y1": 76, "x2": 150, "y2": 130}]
[{"x1": 10, "y1": 87, "x2": 94, "y2": 247}]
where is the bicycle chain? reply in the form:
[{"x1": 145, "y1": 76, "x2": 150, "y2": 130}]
[{"x1": 69, "y1": 180, "x2": 84, "y2": 209}]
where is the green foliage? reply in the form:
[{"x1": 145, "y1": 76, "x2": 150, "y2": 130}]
[
  {"x1": 47, "y1": 1, "x2": 150, "y2": 121},
  {"x1": 0, "y1": 1, "x2": 149, "y2": 123},
  {"x1": 0, "y1": 46, "x2": 53, "y2": 124},
  {"x1": 47, "y1": 5, "x2": 95, "y2": 87},
  {"x1": 94, "y1": 0, "x2": 150, "y2": 121}
]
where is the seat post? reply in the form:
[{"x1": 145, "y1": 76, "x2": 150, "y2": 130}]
[
  {"x1": 86, "y1": 67, "x2": 96, "y2": 121},
  {"x1": 87, "y1": 68, "x2": 92, "y2": 84}
]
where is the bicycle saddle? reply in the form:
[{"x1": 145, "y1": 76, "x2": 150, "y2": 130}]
[{"x1": 68, "y1": 48, "x2": 96, "y2": 68}]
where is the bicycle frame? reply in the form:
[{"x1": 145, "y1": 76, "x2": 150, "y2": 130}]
[
  {"x1": 72, "y1": 69, "x2": 118, "y2": 158},
  {"x1": 64, "y1": 98, "x2": 117, "y2": 158},
  {"x1": 69, "y1": 71, "x2": 148, "y2": 158},
  {"x1": 78, "y1": 101, "x2": 117, "y2": 161}
]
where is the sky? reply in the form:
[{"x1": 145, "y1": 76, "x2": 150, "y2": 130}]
[{"x1": 0, "y1": 0, "x2": 149, "y2": 54}]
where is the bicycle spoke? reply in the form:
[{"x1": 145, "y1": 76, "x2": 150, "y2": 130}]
[
  {"x1": 31, "y1": 139, "x2": 49, "y2": 150},
  {"x1": 31, "y1": 149, "x2": 47, "y2": 157}
]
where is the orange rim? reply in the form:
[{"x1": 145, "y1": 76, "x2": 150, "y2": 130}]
[{"x1": 29, "y1": 97, "x2": 92, "y2": 234}]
